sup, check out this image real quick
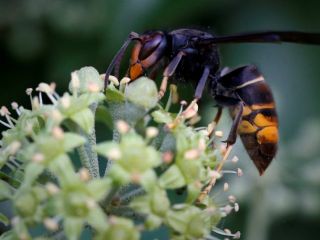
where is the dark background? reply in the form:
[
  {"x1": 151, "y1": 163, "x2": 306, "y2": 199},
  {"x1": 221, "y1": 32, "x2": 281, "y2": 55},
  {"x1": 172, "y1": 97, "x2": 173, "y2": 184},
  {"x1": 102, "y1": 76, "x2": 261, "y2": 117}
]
[{"x1": 1, "y1": 0, "x2": 320, "y2": 239}]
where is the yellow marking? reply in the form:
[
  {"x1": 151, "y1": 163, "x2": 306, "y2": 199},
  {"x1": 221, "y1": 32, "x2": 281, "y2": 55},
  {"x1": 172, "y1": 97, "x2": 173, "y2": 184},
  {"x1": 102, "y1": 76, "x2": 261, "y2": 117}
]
[
  {"x1": 257, "y1": 126, "x2": 278, "y2": 144},
  {"x1": 251, "y1": 103, "x2": 275, "y2": 110},
  {"x1": 238, "y1": 120, "x2": 258, "y2": 134},
  {"x1": 130, "y1": 63, "x2": 143, "y2": 80},
  {"x1": 234, "y1": 76, "x2": 264, "y2": 89},
  {"x1": 254, "y1": 113, "x2": 278, "y2": 127},
  {"x1": 242, "y1": 106, "x2": 252, "y2": 116}
]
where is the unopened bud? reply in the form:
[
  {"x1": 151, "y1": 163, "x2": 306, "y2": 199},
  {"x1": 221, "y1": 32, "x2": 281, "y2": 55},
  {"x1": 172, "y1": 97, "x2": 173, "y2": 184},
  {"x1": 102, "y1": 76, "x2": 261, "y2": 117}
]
[
  {"x1": 223, "y1": 182, "x2": 229, "y2": 192},
  {"x1": 32, "y1": 96, "x2": 40, "y2": 109},
  {"x1": 79, "y1": 168, "x2": 91, "y2": 181},
  {"x1": 237, "y1": 168, "x2": 243, "y2": 177},
  {"x1": 88, "y1": 82, "x2": 100, "y2": 93},
  {"x1": 86, "y1": 198, "x2": 96, "y2": 209},
  {"x1": 131, "y1": 172, "x2": 141, "y2": 184},
  {"x1": 50, "y1": 109, "x2": 63, "y2": 122},
  {"x1": 107, "y1": 148, "x2": 122, "y2": 160},
  {"x1": 32, "y1": 153, "x2": 45, "y2": 163},
  {"x1": 44, "y1": 218, "x2": 59, "y2": 231},
  {"x1": 228, "y1": 195, "x2": 236, "y2": 203},
  {"x1": 109, "y1": 76, "x2": 119, "y2": 86},
  {"x1": 184, "y1": 149, "x2": 200, "y2": 160},
  {"x1": 146, "y1": 127, "x2": 159, "y2": 138},
  {"x1": 182, "y1": 102, "x2": 198, "y2": 119},
  {"x1": 8, "y1": 141, "x2": 21, "y2": 155},
  {"x1": 223, "y1": 205, "x2": 233, "y2": 214},
  {"x1": 116, "y1": 120, "x2": 130, "y2": 134},
  {"x1": 234, "y1": 231, "x2": 241, "y2": 239},
  {"x1": 71, "y1": 72, "x2": 80, "y2": 89},
  {"x1": 119, "y1": 77, "x2": 131, "y2": 85},
  {"x1": 234, "y1": 203, "x2": 240, "y2": 212},
  {"x1": 180, "y1": 100, "x2": 187, "y2": 106},
  {"x1": 52, "y1": 126, "x2": 64, "y2": 140},
  {"x1": 231, "y1": 156, "x2": 239, "y2": 163},
  {"x1": 26, "y1": 88, "x2": 33, "y2": 95},
  {"x1": 45, "y1": 182, "x2": 60, "y2": 195},
  {"x1": 11, "y1": 102, "x2": 19, "y2": 110},
  {"x1": 215, "y1": 130, "x2": 223, "y2": 138},
  {"x1": 162, "y1": 151, "x2": 173, "y2": 164},
  {"x1": 210, "y1": 170, "x2": 221, "y2": 179},
  {"x1": 60, "y1": 94, "x2": 71, "y2": 108},
  {"x1": 198, "y1": 138, "x2": 206, "y2": 151},
  {"x1": 0, "y1": 106, "x2": 10, "y2": 116},
  {"x1": 36, "y1": 83, "x2": 53, "y2": 94},
  {"x1": 50, "y1": 82, "x2": 56, "y2": 92}
]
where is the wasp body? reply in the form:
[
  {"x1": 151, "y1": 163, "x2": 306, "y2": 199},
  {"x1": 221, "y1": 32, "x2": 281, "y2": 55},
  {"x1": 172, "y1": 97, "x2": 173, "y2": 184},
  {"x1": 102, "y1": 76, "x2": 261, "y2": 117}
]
[{"x1": 105, "y1": 29, "x2": 320, "y2": 175}]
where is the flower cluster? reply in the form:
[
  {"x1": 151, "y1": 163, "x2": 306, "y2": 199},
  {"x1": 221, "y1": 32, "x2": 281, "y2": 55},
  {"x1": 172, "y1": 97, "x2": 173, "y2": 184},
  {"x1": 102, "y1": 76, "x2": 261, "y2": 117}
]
[{"x1": 0, "y1": 67, "x2": 242, "y2": 240}]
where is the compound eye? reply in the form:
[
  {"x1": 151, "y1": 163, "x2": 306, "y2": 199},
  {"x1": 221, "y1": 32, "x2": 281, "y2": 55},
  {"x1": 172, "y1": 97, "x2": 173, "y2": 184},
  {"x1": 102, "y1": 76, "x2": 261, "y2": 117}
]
[{"x1": 139, "y1": 33, "x2": 163, "y2": 60}]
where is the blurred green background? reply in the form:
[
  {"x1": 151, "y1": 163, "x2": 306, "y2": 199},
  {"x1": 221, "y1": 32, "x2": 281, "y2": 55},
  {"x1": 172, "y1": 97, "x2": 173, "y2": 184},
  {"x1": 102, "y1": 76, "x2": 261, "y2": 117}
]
[{"x1": 1, "y1": 0, "x2": 320, "y2": 239}]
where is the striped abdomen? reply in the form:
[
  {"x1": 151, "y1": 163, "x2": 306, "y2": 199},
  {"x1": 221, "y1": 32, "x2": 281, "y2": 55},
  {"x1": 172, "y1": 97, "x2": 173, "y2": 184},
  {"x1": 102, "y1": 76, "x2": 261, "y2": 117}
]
[{"x1": 231, "y1": 68, "x2": 278, "y2": 175}]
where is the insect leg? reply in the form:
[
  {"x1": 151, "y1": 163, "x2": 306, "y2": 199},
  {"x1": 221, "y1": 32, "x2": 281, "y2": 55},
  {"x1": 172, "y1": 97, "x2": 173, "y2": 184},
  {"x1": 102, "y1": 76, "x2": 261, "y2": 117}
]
[
  {"x1": 104, "y1": 32, "x2": 140, "y2": 90},
  {"x1": 207, "y1": 106, "x2": 223, "y2": 137},
  {"x1": 197, "y1": 103, "x2": 243, "y2": 203},
  {"x1": 194, "y1": 66, "x2": 210, "y2": 99},
  {"x1": 182, "y1": 66, "x2": 211, "y2": 117},
  {"x1": 158, "y1": 51, "x2": 186, "y2": 99},
  {"x1": 224, "y1": 102, "x2": 243, "y2": 146}
]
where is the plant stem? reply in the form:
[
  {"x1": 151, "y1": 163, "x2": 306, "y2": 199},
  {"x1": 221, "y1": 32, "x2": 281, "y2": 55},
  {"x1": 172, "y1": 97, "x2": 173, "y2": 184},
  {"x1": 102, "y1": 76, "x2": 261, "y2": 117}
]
[
  {"x1": 77, "y1": 103, "x2": 100, "y2": 179},
  {"x1": 104, "y1": 129, "x2": 120, "y2": 176},
  {"x1": 0, "y1": 171, "x2": 21, "y2": 188},
  {"x1": 102, "y1": 186, "x2": 120, "y2": 211}
]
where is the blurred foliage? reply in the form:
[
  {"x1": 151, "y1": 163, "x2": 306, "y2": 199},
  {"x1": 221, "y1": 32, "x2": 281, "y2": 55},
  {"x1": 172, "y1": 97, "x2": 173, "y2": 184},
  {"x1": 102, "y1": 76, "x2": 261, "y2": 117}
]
[{"x1": 1, "y1": 0, "x2": 320, "y2": 239}]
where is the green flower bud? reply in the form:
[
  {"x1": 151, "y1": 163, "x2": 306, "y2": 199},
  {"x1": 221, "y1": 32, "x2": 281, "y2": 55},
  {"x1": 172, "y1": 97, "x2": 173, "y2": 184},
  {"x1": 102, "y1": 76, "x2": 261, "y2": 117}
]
[
  {"x1": 97, "y1": 217, "x2": 140, "y2": 240},
  {"x1": 125, "y1": 77, "x2": 158, "y2": 109},
  {"x1": 69, "y1": 67, "x2": 103, "y2": 94},
  {"x1": 14, "y1": 191, "x2": 38, "y2": 218}
]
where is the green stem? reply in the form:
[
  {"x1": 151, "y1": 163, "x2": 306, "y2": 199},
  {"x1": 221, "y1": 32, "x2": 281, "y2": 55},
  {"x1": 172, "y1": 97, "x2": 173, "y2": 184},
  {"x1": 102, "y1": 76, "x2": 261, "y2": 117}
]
[
  {"x1": 0, "y1": 171, "x2": 21, "y2": 188},
  {"x1": 77, "y1": 103, "x2": 100, "y2": 179},
  {"x1": 104, "y1": 129, "x2": 120, "y2": 176},
  {"x1": 102, "y1": 186, "x2": 120, "y2": 212}
]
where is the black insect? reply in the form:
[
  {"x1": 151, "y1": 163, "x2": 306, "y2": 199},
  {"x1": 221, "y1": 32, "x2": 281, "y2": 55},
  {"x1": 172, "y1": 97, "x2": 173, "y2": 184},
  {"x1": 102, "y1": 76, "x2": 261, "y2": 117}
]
[{"x1": 104, "y1": 29, "x2": 320, "y2": 175}]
